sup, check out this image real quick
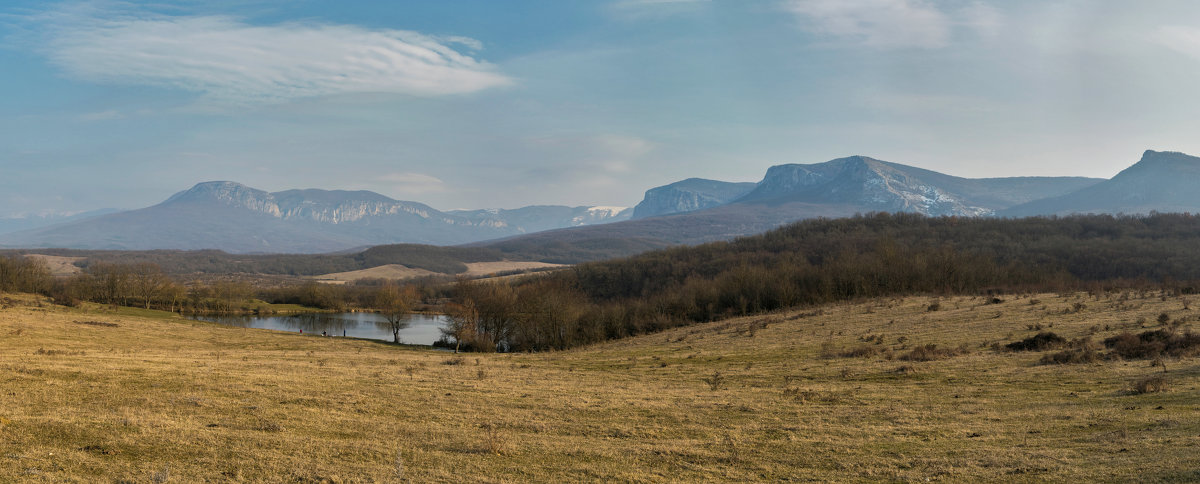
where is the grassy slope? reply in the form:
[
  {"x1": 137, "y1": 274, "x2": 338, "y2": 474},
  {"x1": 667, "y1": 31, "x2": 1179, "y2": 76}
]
[{"x1": 1, "y1": 292, "x2": 1198, "y2": 482}]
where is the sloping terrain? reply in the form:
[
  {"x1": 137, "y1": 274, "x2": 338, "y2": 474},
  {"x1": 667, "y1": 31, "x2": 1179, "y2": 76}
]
[
  {"x1": 1002, "y1": 150, "x2": 1200, "y2": 216},
  {"x1": 310, "y1": 261, "x2": 564, "y2": 283},
  {"x1": 0, "y1": 292, "x2": 1195, "y2": 481},
  {"x1": 631, "y1": 178, "x2": 758, "y2": 219}
]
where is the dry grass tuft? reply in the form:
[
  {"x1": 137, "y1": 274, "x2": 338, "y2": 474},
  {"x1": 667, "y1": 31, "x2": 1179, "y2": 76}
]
[
  {"x1": 899, "y1": 344, "x2": 964, "y2": 362},
  {"x1": 1131, "y1": 375, "x2": 1170, "y2": 395}
]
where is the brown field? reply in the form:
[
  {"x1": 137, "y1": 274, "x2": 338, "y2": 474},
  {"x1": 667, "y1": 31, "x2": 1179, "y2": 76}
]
[
  {"x1": 310, "y1": 264, "x2": 442, "y2": 284},
  {"x1": 23, "y1": 254, "x2": 84, "y2": 277},
  {"x1": 0, "y1": 291, "x2": 1197, "y2": 482},
  {"x1": 312, "y1": 261, "x2": 565, "y2": 284},
  {"x1": 461, "y1": 261, "x2": 564, "y2": 277}
]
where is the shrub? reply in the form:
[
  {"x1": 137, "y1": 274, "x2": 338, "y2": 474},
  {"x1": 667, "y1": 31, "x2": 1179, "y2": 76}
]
[
  {"x1": 838, "y1": 346, "x2": 880, "y2": 358},
  {"x1": 478, "y1": 422, "x2": 509, "y2": 455},
  {"x1": 702, "y1": 371, "x2": 725, "y2": 390},
  {"x1": 1131, "y1": 375, "x2": 1170, "y2": 394},
  {"x1": 899, "y1": 344, "x2": 963, "y2": 362},
  {"x1": 1006, "y1": 332, "x2": 1068, "y2": 351},
  {"x1": 1104, "y1": 329, "x2": 1200, "y2": 359},
  {"x1": 1039, "y1": 347, "x2": 1102, "y2": 365}
]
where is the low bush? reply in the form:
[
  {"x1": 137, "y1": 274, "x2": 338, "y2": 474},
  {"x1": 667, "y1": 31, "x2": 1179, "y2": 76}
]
[
  {"x1": 899, "y1": 344, "x2": 963, "y2": 362},
  {"x1": 1104, "y1": 330, "x2": 1200, "y2": 359},
  {"x1": 838, "y1": 346, "x2": 880, "y2": 358},
  {"x1": 1006, "y1": 332, "x2": 1068, "y2": 351},
  {"x1": 1131, "y1": 375, "x2": 1170, "y2": 394},
  {"x1": 1039, "y1": 347, "x2": 1102, "y2": 365}
]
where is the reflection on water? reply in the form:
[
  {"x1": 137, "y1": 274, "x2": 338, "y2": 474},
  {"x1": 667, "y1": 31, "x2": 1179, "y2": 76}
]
[{"x1": 190, "y1": 312, "x2": 447, "y2": 345}]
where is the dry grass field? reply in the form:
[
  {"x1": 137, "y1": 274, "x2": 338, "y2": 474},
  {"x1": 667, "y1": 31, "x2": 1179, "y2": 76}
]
[
  {"x1": 22, "y1": 255, "x2": 84, "y2": 277},
  {"x1": 1, "y1": 290, "x2": 1197, "y2": 482},
  {"x1": 310, "y1": 262, "x2": 564, "y2": 284}
]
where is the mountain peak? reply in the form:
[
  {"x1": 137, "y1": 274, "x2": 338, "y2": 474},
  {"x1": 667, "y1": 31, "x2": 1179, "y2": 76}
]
[
  {"x1": 164, "y1": 181, "x2": 273, "y2": 207},
  {"x1": 1001, "y1": 149, "x2": 1200, "y2": 217},
  {"x1": 1130, "y1": 150, "x2": 1199, "y2": 169},
  {"x1": 631, "y1": 178, "x2": 757, "y2": 219}
]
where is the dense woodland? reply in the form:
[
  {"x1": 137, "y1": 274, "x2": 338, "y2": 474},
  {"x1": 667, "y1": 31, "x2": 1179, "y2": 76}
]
[
  {"x1": 7, "y1": 213, "x2": 1200, "y2": 352},
  {"x1": 444, "y1": 213, "x2": 1200, "y2": 351}
]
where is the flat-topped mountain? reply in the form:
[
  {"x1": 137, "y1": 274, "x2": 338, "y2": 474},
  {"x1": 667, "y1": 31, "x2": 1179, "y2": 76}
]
[
  {"x1": 479, "y1": 155, "x2": 1123, "y2": 262},
  {"x1": 631, "y1": 178, "x2": 757, "y2": 219},
  {"x1": 738, "y1": 156, "x2": 1101, "y2": 216},
  {"x1": 0, "y1": 182, "x2": 630, "y2": 253},
  {"x1": 1001, "y1": 150, "x2": 1200, "y2": 216}
]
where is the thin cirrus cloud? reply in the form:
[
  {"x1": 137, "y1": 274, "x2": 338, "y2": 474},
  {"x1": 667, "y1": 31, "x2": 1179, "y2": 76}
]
[
  {"x1": 1156, "y1": 25, "x2": 1200, "y2": 61},
  {"x1": 375, "y1": 173, "x2": 449, "y2": 195},
  {"x1": 30, "y1": 7, "x2": 512, "y2": 104},
  {"x1": 781, "y1": 0, "x2": 1002, "y2": 49}
]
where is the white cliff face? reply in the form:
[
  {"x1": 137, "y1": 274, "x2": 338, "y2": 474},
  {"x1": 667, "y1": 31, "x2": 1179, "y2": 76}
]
[
  {"x1": 280, "y1": 201, "x2": 435, "y2": 224},
  {"x1": 167, "y1": 181, "x2": 630, "y2": 232},
  {"x1": 631, "y1": 179, "x2": 757, "y2": 219},
  {"x1": 857, "y1": 167, "x2": 993, "y2": 217},
  {"x1": 738, "y1": 157, "x2": 999, "y2": 217}
]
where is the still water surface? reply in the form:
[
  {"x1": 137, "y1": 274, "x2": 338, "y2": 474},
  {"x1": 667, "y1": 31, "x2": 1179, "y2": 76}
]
[{"x1": 190, "y1": 312, "x2": 447, "y2": 345}]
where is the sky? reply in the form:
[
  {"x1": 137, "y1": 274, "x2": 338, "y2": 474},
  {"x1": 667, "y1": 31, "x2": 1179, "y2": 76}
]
[{"x1": 4, "y1": 0, "x2": 1200, "y2": 216}]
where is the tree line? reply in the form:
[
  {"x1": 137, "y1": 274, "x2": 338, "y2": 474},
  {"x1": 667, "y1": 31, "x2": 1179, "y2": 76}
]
[
  {"x1": 10, "y1": 213, "x2": 1200, "y2": 353},
  {"x1": 0, "y1": 255, "x2": 435, "y2": 316},
  {"x1": 438, "y1": 213, "x2": 1200, "y2": 352}
]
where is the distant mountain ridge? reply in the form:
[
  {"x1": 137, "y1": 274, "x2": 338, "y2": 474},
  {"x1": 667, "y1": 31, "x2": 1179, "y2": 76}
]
[
  {"x1": 631, "y1": 178, "x2": 757, "y2": 219},
  {"x1": 734, "y1": 155, "x2": 1101, "y2": 216},
  {"x1": 1001, "y1": 150, "x2": 1200, "y2": 216},
  {"x1": 0, "y1": 209, "x2": 121, "y2": 236},
  {"x1": 6, "y1": 150, "x2": 1199, "y2": 256},
  {"x1": 0, "y1": 181, "x2": 631, "y2": 253}
]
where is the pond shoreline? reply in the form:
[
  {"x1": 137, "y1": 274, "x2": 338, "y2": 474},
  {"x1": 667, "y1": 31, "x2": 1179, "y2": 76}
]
[{"x1": 188, "y1": 311, "x2": 448, "y2": 345}]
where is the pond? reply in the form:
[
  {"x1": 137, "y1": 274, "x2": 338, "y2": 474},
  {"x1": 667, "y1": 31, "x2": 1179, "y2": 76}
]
[{"x1": 189, "y1": 312, "x2": 448, "y2": 345}]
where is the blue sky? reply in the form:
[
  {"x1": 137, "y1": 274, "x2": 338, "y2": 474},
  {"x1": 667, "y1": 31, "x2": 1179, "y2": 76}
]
[{"x1": 4, "y1": 0, "x2": 1200, "y2": 215}]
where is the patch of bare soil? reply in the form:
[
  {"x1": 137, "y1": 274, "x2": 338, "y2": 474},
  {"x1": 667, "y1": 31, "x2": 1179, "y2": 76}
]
[
  {"x1": 25, "y1": 254, "x2": 85, "y2": 277},
  {"x1": 462, "y1": 261, "x2": 565, "y2": 277},
  {"x1": 309, "y1": 264, "x2": 440, "y2": 284}
]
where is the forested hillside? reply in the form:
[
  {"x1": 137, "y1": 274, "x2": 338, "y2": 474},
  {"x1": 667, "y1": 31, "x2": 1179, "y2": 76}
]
[{"x1": 448, "y1": 213, "x2": 1200, "y2": 351}]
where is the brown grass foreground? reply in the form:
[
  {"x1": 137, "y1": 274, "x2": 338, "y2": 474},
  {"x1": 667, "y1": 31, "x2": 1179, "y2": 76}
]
[{"x1": 1, "y1": 291, "x2": 1198, "y2": 482}]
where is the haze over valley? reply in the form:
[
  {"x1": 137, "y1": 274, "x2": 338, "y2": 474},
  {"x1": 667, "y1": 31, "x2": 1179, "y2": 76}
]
[{"x1": 3, "y1": 150, "x2": 1197, "y2": 256}]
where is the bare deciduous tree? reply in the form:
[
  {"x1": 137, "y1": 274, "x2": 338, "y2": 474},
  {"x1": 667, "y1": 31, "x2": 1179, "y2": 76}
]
[{"x1": 375, "y1": 283, "x2": 419, "y2": 344}]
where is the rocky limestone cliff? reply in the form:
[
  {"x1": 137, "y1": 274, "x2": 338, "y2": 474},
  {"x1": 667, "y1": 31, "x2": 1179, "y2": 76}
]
[{"x1": 631, "y1": 178, "x2": 757, "y2": 219}]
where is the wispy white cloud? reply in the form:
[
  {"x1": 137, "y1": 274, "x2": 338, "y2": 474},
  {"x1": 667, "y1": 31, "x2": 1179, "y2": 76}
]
[
  {"x1": 375, "y1": 172, "x2": 448, "y2": 195},
  {"x1": 1156, "y1": 25, "x2": 1200, "y2": 62},
  {"x1": 782, "y1": 0, "x2": 1003, "y2": 49},
  {"x1": 25, "y1": 4, "x2": 511, "y2": 105},
  {"x1": 959, "y1": 1, "x2": 1003, "y2": 41},
  {"x1": 783, "y1": 0, "x2": 950, "y2": 48},
  {"x1": 522, "y1": 134, "x2": 653, "y2": 182}
]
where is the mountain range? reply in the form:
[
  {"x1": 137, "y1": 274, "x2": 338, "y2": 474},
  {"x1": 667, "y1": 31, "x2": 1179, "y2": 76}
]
[
  {"x1": 0, "y1": 182, "x2": 631, "y2": 253},
  {"x1": 0, "y1": 209, "x2": 121, "y2": 235},
  {"x1": 2, "y1": 150, "x2": 1197, "y2": 255}
]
